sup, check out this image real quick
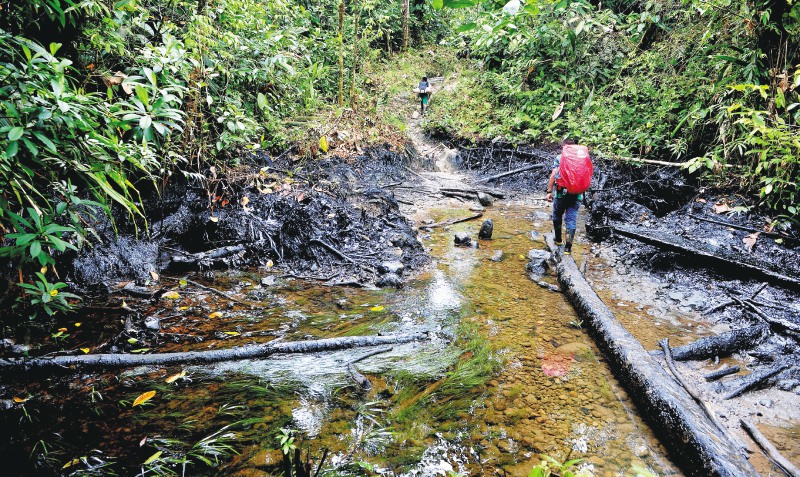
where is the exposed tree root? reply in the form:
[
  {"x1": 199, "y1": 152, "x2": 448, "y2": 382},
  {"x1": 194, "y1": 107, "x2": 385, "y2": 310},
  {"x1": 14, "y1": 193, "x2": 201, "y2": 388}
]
[{"x1": 741, "y1": 419, "x2": 800, "y2": 477}]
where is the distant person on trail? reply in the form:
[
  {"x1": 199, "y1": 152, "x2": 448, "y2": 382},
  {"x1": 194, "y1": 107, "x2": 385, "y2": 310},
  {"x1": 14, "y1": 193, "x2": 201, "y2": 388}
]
[
  {"x1": 547, "y1": 139, "x2": 593, "y2": 255},
  {"x1": 417, "y1": 76, "x2": 430, "y2": 116}
]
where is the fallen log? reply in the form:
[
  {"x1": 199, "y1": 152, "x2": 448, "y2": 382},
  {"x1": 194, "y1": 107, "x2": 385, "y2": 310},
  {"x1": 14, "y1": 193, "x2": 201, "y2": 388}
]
[
  {"x1": 610, "y1": 223, "x2": 800, "y2": 291},
  {"x1": 727, "y1": 295, "x2": 800, "y2": 333},
  {"x1": 545, "y1": 234, "x2": 757, "y2": 476},
  {"x1": 419, "y1": 213, "x2": 483, "y2": 230},
  {"x1": 171, "y1": 244, "x2": 246, "y2": 268},
  {"x1": 439, "y1": 187, "x2": 505, "y2": 199},
  {"x1": 705, "y1": 365, "x2": 741, "y2": 382},
  {"x1": 476, "y1": 163, "x2": 547, "y2": 183},
  {"x1": 659, "y1": 339, "x2": 748, "y2": 452},
  {"x1": 688, "y1": 214, "x2": 797, "y2": 244},
  {"x1": 723, "y1": 360, "x2": 792, "y2": 400},
  {"x1": 741, "y1": 419, "x2": 800, "y2": 477},
  {"x1": 0, "y1": 333, "x2": 428, "y2": 373},
  {"x1": 668, "y1": 325, "x2": 770, "y2": 361}
]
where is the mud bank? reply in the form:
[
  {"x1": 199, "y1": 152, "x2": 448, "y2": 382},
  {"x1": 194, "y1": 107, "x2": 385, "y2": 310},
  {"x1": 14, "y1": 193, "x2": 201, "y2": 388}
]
[{"x1": 65, "y1": 146, "x2": 430, "y2": 292}]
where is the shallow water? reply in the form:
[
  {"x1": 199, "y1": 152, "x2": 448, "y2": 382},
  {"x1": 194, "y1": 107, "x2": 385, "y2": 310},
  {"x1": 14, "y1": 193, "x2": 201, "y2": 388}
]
[{"x1": 1, "y1": 204, "x2": 685, "y2": 477}]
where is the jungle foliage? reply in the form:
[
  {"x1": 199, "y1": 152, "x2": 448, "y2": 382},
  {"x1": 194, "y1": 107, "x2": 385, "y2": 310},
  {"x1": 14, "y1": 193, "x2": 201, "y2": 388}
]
[
  {"x1": 0, "y1": 0, "x2": 443, "y2": 318},
  {"x1": 428, "y1": 0, "x2": 800, "y2": 219}
]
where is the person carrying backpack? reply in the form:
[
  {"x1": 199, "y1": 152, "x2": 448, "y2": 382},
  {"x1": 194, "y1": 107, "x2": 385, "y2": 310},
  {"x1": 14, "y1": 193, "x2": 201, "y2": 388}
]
[
  {"x1": 417, "y1": 76, "x2": 430, "y2": 116},
  {"x1": 546, "y1": 140, "x2": 593, "y2": 255}
]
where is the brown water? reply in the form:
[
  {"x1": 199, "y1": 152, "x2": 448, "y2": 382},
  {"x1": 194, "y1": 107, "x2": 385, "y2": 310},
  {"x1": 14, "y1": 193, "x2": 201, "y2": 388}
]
[{"x1": 2, "y1": 205, "x2": 685, "y2": 477}]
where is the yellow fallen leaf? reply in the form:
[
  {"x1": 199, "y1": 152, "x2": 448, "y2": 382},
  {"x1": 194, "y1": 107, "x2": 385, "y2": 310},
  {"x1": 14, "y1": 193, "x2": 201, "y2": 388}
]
[
  {"x1": 319, "y1": 135, "x2": 329, "y2": 152},
  {"x1": 130, "y1": 348, "x2": 150, "y2": 353},
  {"x1": 80, "y1": 348, "x2": 90, "y2": 354},
  {"x1": 163, "y1": 291, "x2": 180, "y2": 300},
  {"x1": 369, "y1": 305, "x2": 384, "y2": 312},
  {"x1": 74, "y1": 322, "x2": 81, "y2": 327},
  {"x1": 143, "y1": 451, "x2": 162, "y2": 465},
  {"x1": 266, "y1": 260, "x2": 274, "y2": 268},
  {"x1": 40, "y1": 266, "x2": 48, "y2": 274},
  {"x1": 165, "y1": 370, "x2": 186, "y2": 383},
  {"x1": 208, "y1": 311, "x2": 223, "y2": 319},
  {"x1": 223, "y1": 331, "x2": 240, "y2": 336},
  {"x1": 13, "y1": 396, "x2": 29, "y2": 403},
  {"x1": 127, "y1": 338, "x2": 138, "y2": 344},
  {"x1": 149, "y1": 271, "x2": 159, "y2": 281},
  {"x1": 62, "y1": 457, "x2": 81, "y2": 469},
  {"x1": 209, "y1": 215, "x2": 219, "y2": 223},
  {"x1": 178, "y1": 279, "x2": 187, "y2": 286},
  {"x1": 132, "y1": 390, "x2": 156, "y2": 407},
  {"x1": 178, "y1": 306, "x2": 189, "y2": 311},
  {"x1": 58, "y1": 327, "x2": 68, "y2": 332},
  {"x1": 241, "y1": 196, "x2": 249, "y2": 206}
]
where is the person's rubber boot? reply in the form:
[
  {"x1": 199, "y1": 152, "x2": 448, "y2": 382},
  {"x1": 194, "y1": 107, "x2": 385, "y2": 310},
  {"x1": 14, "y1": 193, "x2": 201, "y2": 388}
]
[
  {"x1": 564, "y1": 229, "x2": 576, "y2": 255},
  {"x1": 553, "y1": 221, "x2": 563, "y2": 246}
]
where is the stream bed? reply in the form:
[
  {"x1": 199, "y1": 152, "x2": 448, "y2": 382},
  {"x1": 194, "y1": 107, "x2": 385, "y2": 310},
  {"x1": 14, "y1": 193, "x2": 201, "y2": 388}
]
[{"x1": 1, "y1": 204, "x2": 684, "y2": 477}]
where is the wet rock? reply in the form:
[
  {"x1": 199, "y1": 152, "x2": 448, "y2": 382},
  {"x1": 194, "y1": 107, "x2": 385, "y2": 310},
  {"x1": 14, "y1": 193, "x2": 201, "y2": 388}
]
[
  {"x1": 377, "y1": 273, "x2": 403, "y2": 289},
  {"x1": 378, "y1": 261, "x2": 405, "y2": 275},
  {"x1": 144, "y1": 316, "x2": 160, "y2": 331},
  {"x1": 477, "y1": 192, "x2": 493, "y2": 206},
  {"x1": 260, "y1": 276, "x2": 276, "y2": 286},
  {"x1": 470, "y1": 205, "x2": 485, "y2": 212},
  {"x1": 479, "y1": 219, "x2": 493, "y2": 240},
  {"x1": 454, "y1": 232, "x2": 472, "y2": 246},
  {"x1": 529, "y1": 230, "x2": 542, "y2": 242},
  {"x1": 490, "y1": 250, "x2": 504, "y2": 262},
  {"x1": 759, "y1": 399, "x2": 774, "y2": 409},
  {"x1": 526, "y1": 249, "x2": 550, "y2": 280}
]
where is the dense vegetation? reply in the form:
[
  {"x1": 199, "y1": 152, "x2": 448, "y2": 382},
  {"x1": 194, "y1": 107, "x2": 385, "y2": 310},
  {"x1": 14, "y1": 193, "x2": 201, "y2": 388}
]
[
  {"x1": 428, "y1": 0, "x2": 800, "y2": 218},
  {"x1": 1, "y1": 0, "x2": 799, "y2": 319}
]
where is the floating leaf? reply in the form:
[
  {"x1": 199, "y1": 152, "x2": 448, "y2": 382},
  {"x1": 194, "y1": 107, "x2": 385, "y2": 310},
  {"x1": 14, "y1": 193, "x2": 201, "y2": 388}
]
[
  {"x1": 139, "y1": 436, "x2": 148, "y2": 447},
  {"x1": 208, "y1": 311, "x2": 223, "y2": 319},
  {"x1": 369, "y1": 305, "x2": 384, "y2": 312},
  {"x1": 143, "y1": 451, "x2": 162, "y2": 465},
  {"x1": 58, "y1": 327, "x2": 68, "y2": 332},
  {"x1": 209, "y1": 216, "x2": 219, "y2": 223},
  {"x1": 223, "y1": 331, "x2": 240, "y2": 336},
  {"x1": 80, "y1": 347, "x2": 90, "y2": 354},
  {"x1": 712, "y1": 202, "x2": 730, "y2": 214},
  {"x1": 130, "y1": 348, "x2": 150, "y2": 353},
  {"x1": 241, "y1": 196, "x2": 249, "y2": 206},
  {"x1": 319, "y1": 136, "x2": 329, "y2": 152},
  {"x1": 163, "y1": 291, "x2": 180, "y2": 300},
  {"x1": 13, "y1": 396, "x2": 29, "y2": 403},
  {"x1": 165, "y1": 370, "x2": 186, "y2": 383},
  {"x1": 150, "y1": 271, "x2": 159, "y2": 281},
  {"x1": 127, "y1": 338, "x2": 138, "y2": 344},
  {"x1": 743, "y1": 232, "x2": 760, "y2": 252},
  {"x1": 74, "y1": 322, "x2": 81, "y2": 327},
  {"x1": 132, "y1": 390, "x2": 156, "y2": 407},
  {"x1": 178, "y1": 279, "x2": 188, "y2": 286}
]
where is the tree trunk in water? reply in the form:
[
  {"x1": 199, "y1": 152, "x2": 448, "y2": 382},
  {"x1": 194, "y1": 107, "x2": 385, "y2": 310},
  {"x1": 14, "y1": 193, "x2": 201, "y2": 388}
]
[
  {"x1": 544, "y1": 233, "x2": 757, "y2": 476},
  {"x1": 0, "y1": 332, "x2": 428, "y2": 373},
  {"x1": 338, "y1": 0, "x2": 345, "y2": 106}
]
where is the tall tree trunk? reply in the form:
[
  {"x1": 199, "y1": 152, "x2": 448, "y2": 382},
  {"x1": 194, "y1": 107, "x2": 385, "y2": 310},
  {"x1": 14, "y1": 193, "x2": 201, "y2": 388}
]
[
  {"x1": 402, "y1": 0, "x2": 410, "y2": 51},
  {"x1": 351, "y1": 5, "x2": 360, "y2": 103},
  {"x1": 338, "y1": 0, "x2": 345, "y2": 106}
]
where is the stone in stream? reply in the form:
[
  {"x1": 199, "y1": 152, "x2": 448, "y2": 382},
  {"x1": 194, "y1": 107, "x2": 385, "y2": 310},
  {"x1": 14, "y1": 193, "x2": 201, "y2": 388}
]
[
  {"x1": 526, "y1": 249, "x2": 550, "y2": 281},
  {"x1": 454, "y1": 232, "x2": 478, "y2": 248},
  {"x1": 470, "y1": 205, "x2": 485, "y2": 212},
  {"x1": 490, "y1": 250, "x2": 504, "y2": 262},
  {"x1": 478, "y1": 219, "x2": 493, "y2": 240},
  {"x1": 477, "y1": 192, "x2": 493, "y2": 206},
  {"x1": 378, "y1": 261, "x2": 405, "y2": 275}
]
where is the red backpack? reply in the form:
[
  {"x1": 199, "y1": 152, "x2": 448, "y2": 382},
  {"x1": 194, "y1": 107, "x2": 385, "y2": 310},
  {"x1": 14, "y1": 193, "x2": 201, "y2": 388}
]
[{"x1": 556, "y1": 144, "x2": 593, "y2": 194}]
